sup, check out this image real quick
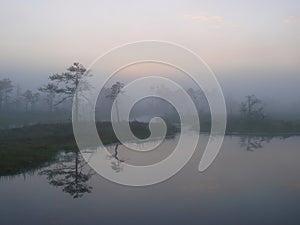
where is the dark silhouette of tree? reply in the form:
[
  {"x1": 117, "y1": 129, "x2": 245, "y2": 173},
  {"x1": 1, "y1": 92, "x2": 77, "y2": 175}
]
[
  {"x1": 23, "y1": 90, "x2": 31, "y2": 112},
  {"x1": 240, "y1": 95, "x2": 265, "y2": 121},
  {"x1": 42, "y1": 62, "x2": 92, "y2": 120},
  {"x1": 0, "y1": 78, "x2": 13, "y2": 111},
  {"x1": 23, "y1": 90, "x2": 40, "y2": 112},
  {"x1": 13, "y1": 84, "x2": 23, "y2": 111},
  {"x1": 106, "y1": 144, "x2": 125, "y2": 173},
  {"x1": 39, "y1": 151, "x2": 94, "y2": 198},
  {"x1": 106, "y1": 82, "x2": 124, "y2": 122}
]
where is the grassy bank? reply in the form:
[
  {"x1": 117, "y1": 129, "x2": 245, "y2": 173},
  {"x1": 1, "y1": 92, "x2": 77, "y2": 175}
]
[
  {"x1": 0, "y1": 111, "x2": 71, "y2": 129},
  {"x1": 2, "y1": 117, "x2": 300, "y2": 177},
  {"x1": 226, "y1": 117, "x2": 300, "y2": 134},
  {"x1": 0, "y1": 122, "x2": 179, "y2": 176}
]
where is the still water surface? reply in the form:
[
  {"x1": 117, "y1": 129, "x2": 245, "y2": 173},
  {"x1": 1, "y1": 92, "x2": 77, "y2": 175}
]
[{"x1": 1, "y1": 134, "x2": 300, "y2": 225}]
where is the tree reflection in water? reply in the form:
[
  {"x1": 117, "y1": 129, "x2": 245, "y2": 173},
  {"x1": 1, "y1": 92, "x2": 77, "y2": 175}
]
[
  {"x1": 240, "y1": 136, "x2": 272, "y2": 151},
  {"x1": 39, "y1": 151, "x2": 95, "y2": 198},
  {"x1": 106, "y1": 144, "x2": 125, "y2": 173}
]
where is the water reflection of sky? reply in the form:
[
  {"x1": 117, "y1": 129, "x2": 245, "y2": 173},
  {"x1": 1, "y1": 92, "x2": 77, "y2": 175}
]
[{"x1": 1, "y1": 135, "x2": 300, "y2": 225}]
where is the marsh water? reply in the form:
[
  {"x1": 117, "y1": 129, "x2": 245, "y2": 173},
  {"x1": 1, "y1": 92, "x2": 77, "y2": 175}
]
[{"x1": 1, "y1": 133, "x2": 300, "y2": 225}]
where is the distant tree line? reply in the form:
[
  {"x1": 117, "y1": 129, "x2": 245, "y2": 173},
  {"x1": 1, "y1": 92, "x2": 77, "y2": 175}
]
[
  {"x1": 4, "y1": 61, "x2": 300, "y2": 134},
  {"x1": 0, "y1": 62, "x2": 92, "y2": 113},
  {"x1": 0, "y1": 63, "x2": 125, "y2": 117},
  {"x1": 0, "y1": 78, "x2": 42, "y2": 112},
  {"x1": 0, "y1": 63, "x2": 267, "y2": 124}
]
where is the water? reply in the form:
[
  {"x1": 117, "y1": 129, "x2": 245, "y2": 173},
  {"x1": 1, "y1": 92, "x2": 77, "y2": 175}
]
[{"x1": 1, "y1": 134, "x2": 300, "y2": 225}]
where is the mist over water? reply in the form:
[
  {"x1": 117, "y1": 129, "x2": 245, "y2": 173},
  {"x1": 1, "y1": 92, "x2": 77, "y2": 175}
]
[{"x1": 1, "y1": 1, "x2": 300, "y2": 224}]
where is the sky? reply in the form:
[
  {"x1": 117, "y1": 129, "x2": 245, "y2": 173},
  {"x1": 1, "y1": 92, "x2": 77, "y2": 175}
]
[{"x1": 0, "y1": 0, "x2": 299, "y2": 99}]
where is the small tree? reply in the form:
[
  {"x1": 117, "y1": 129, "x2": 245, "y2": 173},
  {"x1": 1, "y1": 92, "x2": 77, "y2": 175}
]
[
  {"x1": 30, "y1": 92, "x2": 40, "y2": 111},
  {"x1": 23, "y1": 90, "x2": 40, "y2": 112},
  {"x1": 23, "y1": 90, "x2": 32, "y2": 112},
  {"x1": 42, "y1": 62, "x2": 92, "y2": 121},
  {"x1": 0, "y1": 78, "x2": 13, "y2": 111},
  {"x1": 13, "y1": 85, "x2": 23, "y2": 111},
  {"x1": 106, "y1": 82, "x2": 124, "y2": 122},
  {"x1": 240, "y1": 94, "x2": 265, "y2": 121}
]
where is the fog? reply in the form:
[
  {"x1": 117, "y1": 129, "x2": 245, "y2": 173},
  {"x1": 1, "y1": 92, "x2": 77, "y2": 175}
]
[
  {"x1": 0, "y1": 0, "x2": 299, "y2": 125},
  {"x1": 1, "y1": 62, "x2": 300, "y2": 127}
]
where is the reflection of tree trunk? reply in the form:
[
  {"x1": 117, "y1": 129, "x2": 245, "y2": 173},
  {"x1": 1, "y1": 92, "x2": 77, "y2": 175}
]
[
  {"x1": 39, "y1": 151, "x2": 94, "y2": 198},
  {"x1": 109, "y1": 144, "x2": 125, "y2": 173},
  {"x1": 114, "y1": 144, "x2": 119, "y2": 160}
]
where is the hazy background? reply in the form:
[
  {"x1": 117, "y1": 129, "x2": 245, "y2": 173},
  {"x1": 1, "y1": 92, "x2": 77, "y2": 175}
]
[{"x1": 0, "y1": 0, "x2": 299, "y2": 117}]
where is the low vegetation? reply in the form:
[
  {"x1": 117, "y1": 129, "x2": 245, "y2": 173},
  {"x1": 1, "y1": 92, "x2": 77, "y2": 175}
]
[{"x1": 0, "y1": 121, "x2": 179, "y2": 176}]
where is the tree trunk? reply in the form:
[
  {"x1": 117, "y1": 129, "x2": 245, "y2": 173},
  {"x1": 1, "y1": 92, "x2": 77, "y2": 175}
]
[{"x1": 75, "y1": 88, "x2": 79, "y2": 123}]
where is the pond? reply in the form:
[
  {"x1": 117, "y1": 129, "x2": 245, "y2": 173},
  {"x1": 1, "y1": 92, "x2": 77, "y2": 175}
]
[{"x1": 1, "y1": 134, "x2": 300, "y2": 225}]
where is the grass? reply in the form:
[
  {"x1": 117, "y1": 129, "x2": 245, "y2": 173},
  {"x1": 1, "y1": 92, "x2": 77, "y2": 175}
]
[
  {"x1": 2, "y1": 114, "x2": 300, "y2": 177},
  {"x1": 0, "y1": 122, "x2": 179, "y2": 176},
  {"x1": 225, "y1": 117, "x2": 300, "y2": 135},
  {"x1": 0, "y1": 111, "x2": 71, "y2": 128}
]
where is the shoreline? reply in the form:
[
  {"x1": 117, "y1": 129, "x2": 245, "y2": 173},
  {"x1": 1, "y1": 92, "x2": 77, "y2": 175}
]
[{"x1": 1, "y1": 122, "x2": 300, "y2": 177}]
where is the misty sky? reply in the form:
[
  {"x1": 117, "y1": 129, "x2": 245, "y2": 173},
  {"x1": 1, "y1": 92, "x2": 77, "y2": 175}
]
[{"x1": 0, "y1": 0, "x2": 299, "y2": 102}]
